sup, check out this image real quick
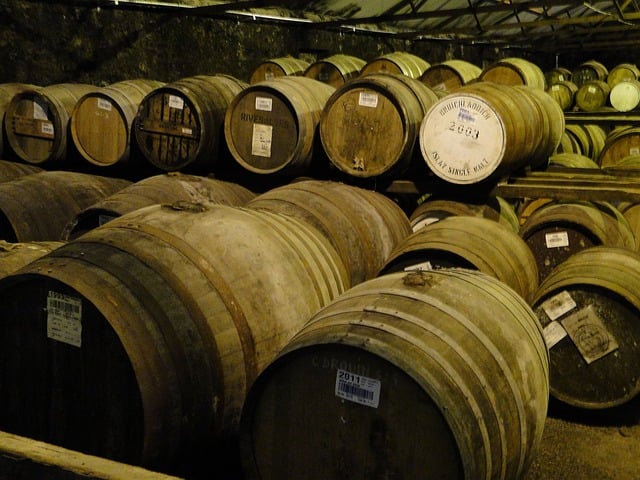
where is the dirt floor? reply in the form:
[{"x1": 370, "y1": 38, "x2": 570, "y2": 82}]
[{"x1": 525, "y1": 396, "x2": 640, "y2": 480}]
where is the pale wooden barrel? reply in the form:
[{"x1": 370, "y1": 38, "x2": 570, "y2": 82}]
[
  {"x1": 548, "y1": 152, "x2": 600, "y2": 169},
  {"x1": 575, "y1": 80, "x2": 611, "y2": 112},
  {"x1": 0, "y1": 83, "x2": 39, "y2": 158},
  {"x1": 303, "y1": 54, "x2": 365, "y2": 88},
  {"x1": 320, "y1": 73, "x2": 439, "y2": 178},
  {"x1": 249, "y1": 56, "x2": 310, "y2": 84},
  {"x1": 557, "y1": 124, "x2": 608, "y2": 161},
  {"x1": 544, "y1": 67, "x2": 572, "y2": 85},
  {"x1": 607, "y1": 62, "x2": 640, "y2": 88},
  {"x1": 546, "y1": 80, "x2": 578, "y2": 111},
  {"x1": 4, "y1": 83, "x2": 95, "y2": 166},
  {"x1": 0, "y1": 240, "x2": 63, "y2": 279},
  {"x1": 479, "y1": 57, "x2": 546, "y2": 89},
  {"x1": 70, "y1": 79, "x2": 165, "y2": 168},
  {"x1": 224, "y1": 76, "x2": 334, "y2": 176},
  {"x1": 240, "y1": 269, "x2": 549, "y2": 480},
  {"x1": 598, "y1": 126, "x2": 640, "y2": 167},
  {"x1": 609, "y1": 79, "x2": 640, "y2": 112},
  {"x1": 359, "y1": 51, "x2": 430, "y2": 79},
  {"x1": 419, "y1": 59, "x2": 482, "y2": 93},
  {"x1": 0, "y1": 159, "x2": 43, "y2": 182}
]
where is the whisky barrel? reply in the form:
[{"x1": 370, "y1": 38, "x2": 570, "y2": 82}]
[
  {"x1": 70, "y1": 79, "x2": 165, "y2": 168},
  {"x1": 409, "y1": 195, "x2": 520, "y2": 232},
  {"x1": 607, "y1": 62, "x2": 640, "y2": 88},
  {"x1": 134, "y1": 74, "x2": 248, "y2": 173},
  {"x1": 303, "y1": 54, "x2": 365, "y2": 88},
  {"x1": 378, "y1": 216, "x2": 539, "y2": 302},
  {"x1": 531, "y1": 246, "x2": 640, "y2": 408},
  {"x1": 418, "y1": 82, "x2": 560, "y2": 184},
  {"x1": 0, "y1": 204, "x2": 348, "y2": 470},
  {"x1": 63, "y1": 173, "x2": 256, "y2": 240},
  {"x1": 0, "y1": 240, "x2": 63, "y2": 279},
  {"x1": 0, "y1": 171, "x2": 131, "y2": 242},
  {"x1": 609, "y1": 79, "x2": 640, "y2": 112},
  {"x1": 571, "y1": 60, "x2": 608, "y2": 87},
  {"x1": 519, "y1": 201, "x2": 636, "y2": 283},
  {"x1": 0, "y1": 83, "x2": 39, "y2": 158},
  {"x1": 619, "y1": 202, "x2": 640, "y2": 250},
  {"x1": 558, "y1": 124, "x2": 608, "y2": 160},
  {"x1": 546, "y1": 80, "x2": 578, "y2": 111},
  {"x1": 359, "y1": 51, "x2": 430, "y2": 79},
  {"x1": 544, "y1": 67, "x2": 572, "y2": 85},
  {"x1": 224, "y1": 76, "x2": 334, "y2": 176},
  {"x1": 240, "y1": 269, "x2": 549, "y2": 480},
  {"x1": 0, "y1": 159, "x2": 43, "y2": 182},
  {"x1": 249, "y1": 56, "x2": 310, "y2": 84},
  {"x1": 4, "y1": 83, "x2": 95, "y2": 166},
  {"x1": 320, "y1": 73, "x2": 439, "y2": 178},
  {"x1": 598, "y1": 126, "x2": 640, "y2": 167},
  {"x1": 247, "y1": 179, "x2": 411, "y2": 285},
  {"x1": 419, "y1": 59, "x2": 482, "y2": 93},
  {"x1": 575, "y1": 80, "x2": 611, "y2": 112},
  {"x1": 479, "y1": 57, "x2": 546, "y2": 89},
  {"x1": 548, "y1": 152, "x2": 601, "y2": 169}
]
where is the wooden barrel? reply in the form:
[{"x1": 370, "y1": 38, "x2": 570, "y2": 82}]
[
  {"x1": 70, "y1": 79, "x2": 165, "y2": 168},
  {"x1": 571, "y1": 60, "x2": 608, "y2": 88},
  {"x1": 479, "y1": 57, "x2": 546, "y2": 89},
  {"x1": 134, "y1": 74, "x2": 248, "y2": 173},
  {"x1": 575, "y1": 80, "x2": 611, "y2": 112},
  {"x1": 419, "y1": 59, "x2": 482, "y2": 93},
  {"x1": 0, "y1": 83, "x2": 39, "y2": 158},
  {"x1": 519, "y1": 201, "x2": 636, "y2": 283},
  {"x1": 598, "y1": 126, "x2": 640, "y2": 167},
  {"x1": 548, "y1": 152, "x2": 601, "y2": 169},
  {"x1": 359, "y1": 51, "x2": 430, "y2": 79},
  {"x1": 558, "y1": 124, "x2": 608, "y2": 160},
  {"x1": 418, "y1": 82, "x2": 560, "y2": 184},
  {"x1": 607, "y1": 62, "x2": 640, "y2": 88},
  {"x1": 303, "y1": 54, "x2": 366, "y2": 87},
  {"x1": 531, "y1": 246, "x2": 640, "y2": 408},
  {"x1": 546, "y1": 80, "x2": 578, "y2": 111},
  {"x1": 224, "y1": 76, "x2": 334, "y2": 177},
  {"x1": 247, "y1": 179, "x2": 411, "y2": 286},
  {"x1": 0, "y1": 171, "x2": 131, "y2": 242},
  {"x1": 249, "y1": 56, "x2": 310, "y2": 84},
  {"x1": 545, "y1": 67, "x2": 572, "y2": 85},
  {"x1": 0, "y1": 159, "x2": 43, "y2": 182},
  {"x1": 62, "y1": 173, "x2": 256, "y2": 240},
  {"x1": 0, "y1": 240, "x2": 63, "y2": 279},
  {"x1": 240, "y1": 269, "x2": 549, "y2": 480},
  {"x1": 0, "y1": 204, "x2": 348, "y2": 470},
  {"x1": 378, "y1": 216, "x2": 539, "y2": 302},
  {"x1": 609, "y1": 79, "x2": 640, "y2": 112},
  {"x1": 619, "y1": 202, "x2": 640, "y2": 250},
  {"x1": 4, "y1": 83, "x2": 95, "y2": 166},
  {"x1": 320, "y1": 73, "x2": 439, "y2": 178},
  {"x1": 409, "y1": 195, "x2": 520, "y2": 232}
]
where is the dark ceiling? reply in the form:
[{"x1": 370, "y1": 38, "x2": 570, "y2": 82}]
[{"x1": 25, "y1": 1, "x2": 640, "y2": 53}]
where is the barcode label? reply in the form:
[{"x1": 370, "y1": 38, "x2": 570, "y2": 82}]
[
  {"x1": 405, "y1": 261, "x2": 433, "y2": 272},
  {"x1": 335, "y1": 369, "x2": 381, "y2": 408},
  {"x1": 41, "y1": 122, "x2": 54, "y2": 136},
  {"x1": 255, "y1": 97, "x2": 273, "y2": 112},
  {"x1": 97, "y1": 98, "x2": 112, "y2": 111},
  {"x1": 47, "y1": 291, "x2": 82, "y2": 348},
  {"x1": 358, "y1": 92, "x2": 378, "y2": 108},
  {"x1": 168, "y1": 95, "x2": 184, "y2": 110},
  {"x1": 545, "y1": 231, "x2": 569, "y2": 248}
]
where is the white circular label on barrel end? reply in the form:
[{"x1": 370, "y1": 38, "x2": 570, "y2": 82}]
[{"x1": 419, "y1": 95, "x2": 506, "y2": 184}]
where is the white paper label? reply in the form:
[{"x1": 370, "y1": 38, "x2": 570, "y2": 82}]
[
  {"x1": 168, "y1": 95, "x2": 184, "y2": 110},
  {"x1": 181, "y1": 127, "x2": 193, "y2": 135},
  {"x1": 543, "y1": 321, "x2": 568, "y2": 349},
  {"x1": 630, "y1": 147, "x2": 640, "y2": 156},
  {"x1": 404, "y1": 261, "x2": 433, "y2": 272},
  {"x1": 412, "y1": 217, "x2": 440, "y2": 231},
  {"x1": 551, "y1": 85, "x2": 560, "y2": 91},
  {"x1": 255, "y1": 97, "x2": 273, "y2": 112},
  {"x1": 588, "y1": 86, "x2": 596, "y2": 94},
  {"x1": 40, "y1": 122, "x2": 54, "y2": 136},
  {"x1": 545, "y1": 231, "x2": 569, "y2": 248},
  {"x1": 33, "y1": 102, "x2": 48, "y2": 120},
  {"x1": 97, "y1": 98, "x2": 112, "y2": 111},
  {"x1": 335, "y1": 369, "x2": 381, "y2": 408},
  {"x1": 541, "y1": 290, "x2": 577, "y2": 320},
  {"x1": 561, "y1": 305, "x2": 619, "y2": 364},
  {"x1": 251, "y1": 123, "x2": 273, "y2": 158},
  {"x1": 47, "y1": 291, "x2": 82, "y2": 348},
  {"x1": 358, "y1": 91, "x2": 378, "y2": 108}
]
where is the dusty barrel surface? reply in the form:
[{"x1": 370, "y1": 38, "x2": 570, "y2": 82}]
[
  {"x1": 519, "y1": 201, "x2": 636, "y2": 283},
  {"x1": 134, "y1": 74, "x2": 248, "y2": 173},
  {"x1": 419, "y1": 59, "x2": 482, "y2": 93},
  {"x1": 0, "y1": 83, "x2": 39, "y2": 158},
  {"x1": 240, "y1": 269, "x2": 549, "y2": 480},
  {"x1": 0, "y1": 159, "x2": 44, "y2": 182},
  {"x1": 70, "y1": 79, "x2": 165, "y2": 168},
  {"x1": 598, "y1": 126, "x2": 640, "y2": 167},
  {"x1": 247, "y1": 179, "x2": 411, "y2": 285},
  {"x1": 320, "y1": 73, "x2": 439, "y2": 178},
  {"x1": 359, "y1": 51, "x2": 431, "y2": 78},
  {"x1": 418, "y1": 83, "x2": 563, "y2": 184},
  {"x1": 0, "y1": 204, "x2": 349, "y2": 471},
  {"x1": 378, "y1": 215, "x2": 538, "y2": 302},
  {"x1": 224, "y1": 76, "x2": 334, "y2": 176},
  {"x1": 531, "y1": 246, "x2": 640, "y2": 409},
  {"x1": 0, "y1": 240, "x2": 63, "y2": 279},
  {"x1": 63, "y1": 173, "x2": 256, "y2": 240},
  {"x1": 4, "y1": 83, "x2": 95, "y2": 166},
  {"x1": 249, "y1": 56, "x2": 310, "y2": 84},
  {"x1": 0, "y1": 171, "x2": 131, "y2": 242},
  {"x1": 303, "y1": 54, "x2": 366, "y2": 88}
]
